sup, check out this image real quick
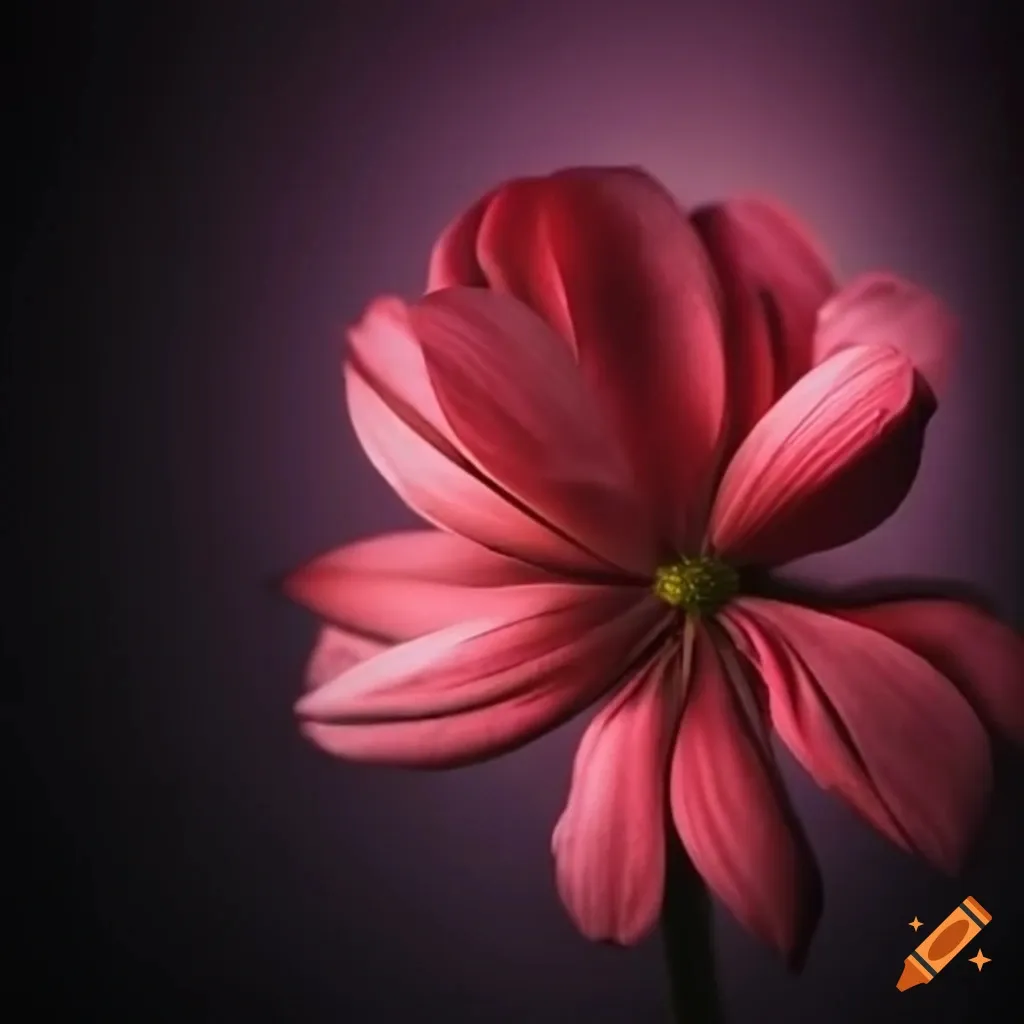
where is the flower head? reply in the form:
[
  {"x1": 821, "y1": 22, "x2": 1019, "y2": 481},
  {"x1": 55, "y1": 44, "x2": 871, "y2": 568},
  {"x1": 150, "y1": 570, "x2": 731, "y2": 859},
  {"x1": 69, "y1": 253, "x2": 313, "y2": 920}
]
[{"x1": 285, "y1": 167, "x2": 1024, "y2": 964}]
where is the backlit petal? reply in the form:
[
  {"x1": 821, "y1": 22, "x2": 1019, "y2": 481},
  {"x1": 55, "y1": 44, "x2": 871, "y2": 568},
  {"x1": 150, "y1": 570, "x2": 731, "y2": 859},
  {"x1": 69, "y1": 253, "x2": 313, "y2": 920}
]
[
  {"x1": 411, "y1": 287, "x2": 656, "y2": 575},
  {"x1": 709, "y1": 344, "x2": 929, "y2": 565},
  {"x1": 691, "y1": 199, "x2": 835, "y2": 451},
  {"x1": 814, "y1": 273, "x2": 958, "y2": 398},
  {"x1": 474, "y1": 166, "x2": 726, "y2": 546}
]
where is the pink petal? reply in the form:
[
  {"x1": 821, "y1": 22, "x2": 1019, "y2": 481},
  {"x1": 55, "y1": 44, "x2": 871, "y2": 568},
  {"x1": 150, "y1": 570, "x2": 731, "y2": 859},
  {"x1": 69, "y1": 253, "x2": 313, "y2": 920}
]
[
  {"x1": 709, "y1": 343, "x2": 930, "y2": 566},
  {"x1": 305, "y1": 625, "x2": 385, "y2": 688},
  {"x1": 825, "y1": 600, "x2": 1024, "y2": 745},
  {"x1": 347, "y1": 362, "x2": 618, "y2": 577},
  {"x1": 670, "y1": 626, "x2": 822, "y2": 965},
  {"x1": 283, "y1": 530, "x2": 559, "y2": 642},
  {"x1": 690, "y1": 199, "x2": 835, "y2": 446},
  {"x1": 426, "y1": 188, "x2": 496, "y2": 291},
  {"x1": 722, "y1": 598, "x2": 992, "y2": 874},
  {"x1": 814, "y1": 273, "x2": 958, "y2": 398},
  {"x1": 551, "y1": 646, "x2": 678, "y2": 945},
  {"x1": 297, "y1": 583, "x2": 661, "y2": 721},
  {"x1": 346, "y1": 295, "x2": 651, "y2": 577},
  {"x1": 474, "y1": 166, "x2": 726, "y2": 547},
  {"x1": 410, "y1": 287, "x2": 656, "y2": 576},
  {"x1": 298, "y1": 591, "x2": 664, "y2": 767}
]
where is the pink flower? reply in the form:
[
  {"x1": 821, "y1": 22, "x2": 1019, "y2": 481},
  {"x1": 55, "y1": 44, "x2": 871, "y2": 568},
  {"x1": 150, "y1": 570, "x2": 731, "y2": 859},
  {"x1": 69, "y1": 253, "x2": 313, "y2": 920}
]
[{"x1": 285, "y1": 167, "x2": 1023, "y2": 963}]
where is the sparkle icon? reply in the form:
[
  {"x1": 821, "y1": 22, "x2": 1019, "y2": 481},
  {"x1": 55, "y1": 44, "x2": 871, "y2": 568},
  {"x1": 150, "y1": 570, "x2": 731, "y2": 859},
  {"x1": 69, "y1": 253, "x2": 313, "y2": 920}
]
[
  {"x1": 968, "y1": 950, "x2": 990, "y2": 971},
  {"x1": 909, "y1": 917, "x2": 923, "y2": 931},
  {"x1": 897, "y1": 897, "x2": 992, "y2": 991}
]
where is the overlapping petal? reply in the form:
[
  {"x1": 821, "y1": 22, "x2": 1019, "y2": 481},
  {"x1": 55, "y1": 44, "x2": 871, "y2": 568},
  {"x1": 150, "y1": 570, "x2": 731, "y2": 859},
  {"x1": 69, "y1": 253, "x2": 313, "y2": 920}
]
[
  {"x1": 826, "y1": 599, "x2": 1024, "y2": 745},
  {"x1": 709, "y1": 344, "x2": 931, "y2": 566},
  {"x1": 420, "y1": 167, "x2": 727, "y2": 546},
  {"x1": 670, "y1": 626, "x2": 822, "y2": 965},
  {"x1": 411, "y1": 287, "x2": 656, "y2": 574},
  {"x1": 691, "y1": 198, "x2": 835, "y2": 452},
  {"x1": 296, "y1": 585, "x2": 666, "y2": 767},
  {"x1": 722, "y1": 598, "x2": 992, "y2": 874},
  {"x1": 814, "y1": 273, "x2": 958, "y2": 398},
  {"x1": 346, "y1": 290, "x2": 653, "y2": 577},
  {"x1": 552, "y1": 646, "x2": 679, "y2": 945},
  {"x1": 284, "y1": 531, "x2": 566, "y2": 641}
]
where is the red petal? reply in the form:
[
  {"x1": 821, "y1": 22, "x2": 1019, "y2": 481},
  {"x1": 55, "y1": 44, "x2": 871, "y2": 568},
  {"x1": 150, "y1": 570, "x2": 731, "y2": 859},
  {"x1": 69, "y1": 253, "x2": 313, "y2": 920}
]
[
  {"x1": 826, "y1": 599, "x2": 1024, "y2": 745},
  {"x1": 347, "y1": 362, "x2": 611, "y2": 577},
  {"x1": 814, "y1": 273, "x2": 958, "y2": 399},
  {"x1": 475, "y1": 166, "x2": 726, "y2": 546},
  {"x1": 670, "y1": 626, "x2": 822, "y2": 964},
  {"x1": 691, "y1": 199, "x2": 835, "y2": 451},
  {"x1": 283, "y1": 530, "x2": 560, "y2": 641},
  {"x1": 723, "y1": 599, "x2": 992, "y2": 874},
  {"x1": 552, "y1": 647, "x2": 678, "y2": 945},
  {"x1": 298, "y1": 592, "x2": 664, "y2": 767},
  {"x1": 709, "y1": 344, "x2": 929, "y2": 565},
  {"x1": 411, "y1": 287, "x2": 656, "y2": 575},
  {"x1": 297, "y1": 584, "x2": 661, "y2": 719},
  {"x1": 346, "y1": 295, "x2": 649, "y2": 577},
  {"x1": 426, "y1": 188, "x2": 496, "y2": 291}
]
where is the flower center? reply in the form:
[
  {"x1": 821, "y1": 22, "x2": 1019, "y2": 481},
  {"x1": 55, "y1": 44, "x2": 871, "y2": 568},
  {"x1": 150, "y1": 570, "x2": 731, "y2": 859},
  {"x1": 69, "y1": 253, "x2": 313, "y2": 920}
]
[{"x1": 653, "y1": 556, "x2": 739, "y2": 615}]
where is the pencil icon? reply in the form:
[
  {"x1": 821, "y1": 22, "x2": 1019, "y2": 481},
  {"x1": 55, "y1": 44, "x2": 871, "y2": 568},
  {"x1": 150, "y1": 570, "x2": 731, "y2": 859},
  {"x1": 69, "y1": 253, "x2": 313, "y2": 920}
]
[{"x1": 897, "y1": 897, "x2": 991, "y2": 991}]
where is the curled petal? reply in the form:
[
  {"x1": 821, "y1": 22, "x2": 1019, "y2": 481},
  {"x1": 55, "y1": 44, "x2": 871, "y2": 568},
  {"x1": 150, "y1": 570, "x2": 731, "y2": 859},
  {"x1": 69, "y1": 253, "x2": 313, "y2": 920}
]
[
  {"x1": 670, "y1": 626, "x2": 822, "y2": 966},
  {"x1": 411, "y1": 287, "x2": 656, "y2": 576},
  {"x1": 347, "y1": 362, "x2": 610, "y2": 577},
  {"x1": 552, "y1": 647, "x2": 679, "y2": 945},
  {"x1": 826, "y1": 599, "x2": 1024, "y2": 745},
  {"x1": 346, "y1": 294, "x2": 650, "y2": 577},
  {"x1": 691, "y1": 198, "x2": 835, "y2": 448},
  {"x1": 722, "y1": 598, "x2": 992, "y2": 874},
  {"x1": 709, "y1": 344, "x2": 930, "y2": 566},
  {"x1": 473, "y1": 166, "x2": 726, "y2": 546},
  {"x1": 426, "y1": 188, "x2": 496, "y2": 291},
  {"x1": 814, "y1": 273, "x2": 958, "y2": 398}
]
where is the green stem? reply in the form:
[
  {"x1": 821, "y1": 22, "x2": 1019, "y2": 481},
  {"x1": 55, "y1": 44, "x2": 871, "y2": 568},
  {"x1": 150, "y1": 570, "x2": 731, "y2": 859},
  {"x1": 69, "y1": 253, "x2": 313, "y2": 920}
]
[{"x1": 661, "y1": 823, "x2": 724, "y2": 1024}]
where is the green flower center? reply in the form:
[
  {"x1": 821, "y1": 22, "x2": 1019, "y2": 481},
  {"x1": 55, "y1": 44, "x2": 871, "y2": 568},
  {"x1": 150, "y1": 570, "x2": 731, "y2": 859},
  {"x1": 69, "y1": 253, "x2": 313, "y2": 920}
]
[{"x1": 653, "y1": 556, "x2": 739, "y2": 615}]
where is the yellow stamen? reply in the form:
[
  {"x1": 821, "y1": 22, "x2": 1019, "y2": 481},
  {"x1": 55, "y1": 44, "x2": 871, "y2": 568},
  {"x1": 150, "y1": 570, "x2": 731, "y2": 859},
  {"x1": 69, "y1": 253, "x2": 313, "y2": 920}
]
[{"x1": 653, "y1": 556, "x2": 738, "y2": 615}]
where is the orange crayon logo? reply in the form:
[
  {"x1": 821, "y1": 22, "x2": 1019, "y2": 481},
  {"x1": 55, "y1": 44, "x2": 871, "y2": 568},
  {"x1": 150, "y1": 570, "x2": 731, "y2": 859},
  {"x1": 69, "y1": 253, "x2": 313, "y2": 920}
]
[{"x1": 897, "y1": 897, "x2": 992, "y2": 992}]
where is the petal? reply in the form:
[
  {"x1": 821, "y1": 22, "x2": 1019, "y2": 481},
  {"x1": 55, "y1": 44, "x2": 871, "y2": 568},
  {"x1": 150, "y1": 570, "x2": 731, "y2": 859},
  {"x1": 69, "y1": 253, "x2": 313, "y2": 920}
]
[
  {"x1": 347, "y1": 360, "x2": 616, "y2": 577},
  {"x1": 411, "y1": 287, "x2": 656, "y2": 575},
  {"x1": 814, "y1": 273, "x2": 958, "y2": 398},
  {"x1": 298, "y1": 591, "x2": 664, "y2": 767},
  {"x1": 426, "y1": 189, "x2": 497, "y2": 291},
  {"x1": 689, "y1": 207, "x2": 778, "y2": 457},
  {"x1": 722, "y1": 598, "x2": 992, "y2": 874},
  {"x1": 305, "y1": 625, "x2": 385, "y2": 688},
  {"x1": 346, "y1": 296, "x2": 649, "y2": 577},
  {"x1": 552, "y1": 646, "x2": 678, "y2": 945},
  {"x1": 670, "y1": 626, "x2": 822, "y2": 965},
  {"x1": 283, "y1": 530, "x2": 558, "y2": 642},
  {"x1": 825, "y1": 599, "x2": 1024, "y2": 745},
  {"x1": 709, "y1": 344, "x2": 931, "y2": 566},
  {"x1": 475, "y1": 166, "x2": 726, "y2": 545},
  {"x1": 691, "y1": 199, "x2": 835, "y2": 443},
  {"x1": 297, "y1": 584, "x2": 662, "y2": 722}
]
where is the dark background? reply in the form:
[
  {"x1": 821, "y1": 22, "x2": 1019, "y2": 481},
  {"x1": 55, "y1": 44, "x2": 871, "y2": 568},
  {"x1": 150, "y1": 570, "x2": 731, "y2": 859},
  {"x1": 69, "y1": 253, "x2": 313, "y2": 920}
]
[{"x1": 7, "y1": 1, "x2": 1023, "y2": 1021}]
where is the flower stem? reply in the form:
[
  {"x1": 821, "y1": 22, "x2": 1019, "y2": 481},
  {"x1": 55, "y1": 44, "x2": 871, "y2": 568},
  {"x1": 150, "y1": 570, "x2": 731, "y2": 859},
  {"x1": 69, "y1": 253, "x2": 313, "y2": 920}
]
[{"x1": 661, "y1": 822, "x2": 724, "y2": 1024}]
